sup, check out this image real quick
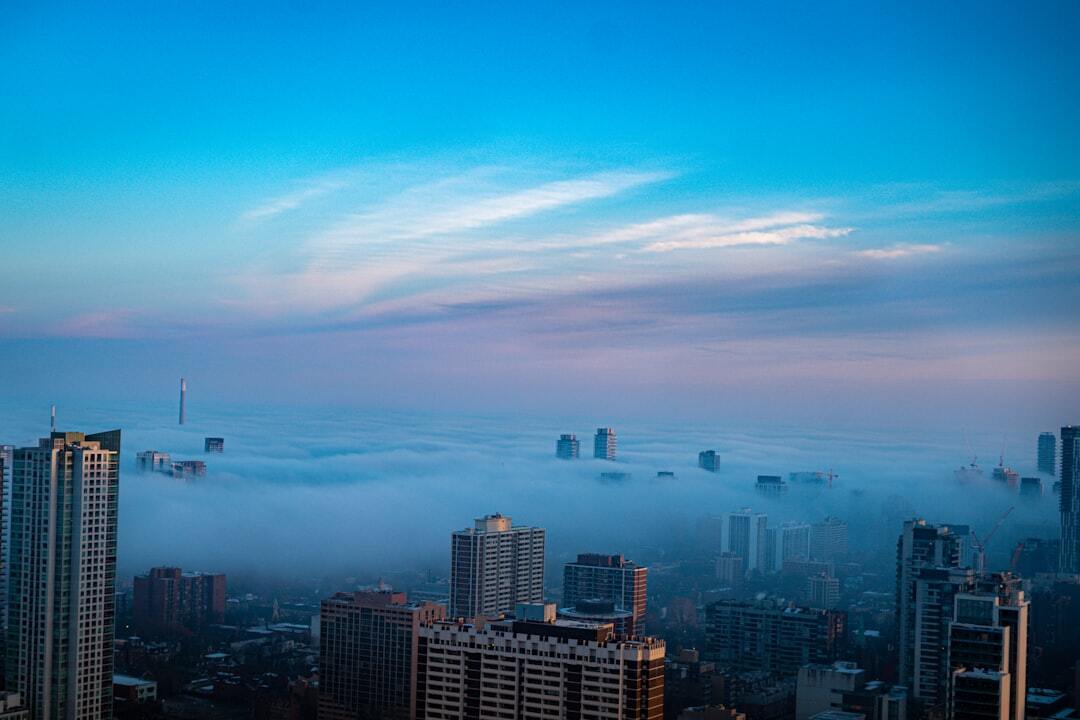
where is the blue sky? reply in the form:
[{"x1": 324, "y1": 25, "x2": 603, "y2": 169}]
[{"x1": 1, "y1": 1, "x2": 1079, "y2": 421}]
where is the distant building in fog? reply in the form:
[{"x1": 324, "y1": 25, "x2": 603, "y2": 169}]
[
  {"x1": 726, "y1": 509, "x2": 768, "y2": 572},
  {"x1": 796, "y1": 661, "x2": 866, "y2": 720},
  {"x1": 594, "y1": 427, "x2": 617, "y2": 460},
  {"x1": 715, "y1": 553, "x2": 746, "y2": 588},
  {"x1": 1020, "y1": 477, "x2": 1043, "y2": 498},
  {"x1": 133, "y1": 567, "x2": 226, "y2": 635},
  {"x1": 699, "y1": 450, "x2": 721, "y2": 472},
  {"x1": 136, "y1": 450, "x2": 171, "y2": 471},
  {"x1": 704, "y1": 600, "x2": 846, "y2": 674},
  {"x1": 1060, "y1": 426, "x2": 1080, "y2": 573},
  {"x1": 755, "y1": 474, "x2": 788, "y2": 494},
  {"x1": 807, "y1": 573, "x2": 840, "y2": 610},
  {"x1": 204, "y1": 437, "x2": 224, "y2": 453},
  {"x1": 556, "y1": 433, "x2": 579, "y2": 459},
  {"x1": 170, "y1": 460, "x2": 206, "y2": 477},
  {"x1": 810, "y1": 517, "x2": 848, "y2": 563},
  {"x1": 1037, "y1": 432, "x2": 1055, "y2": 474},
  {"x1": 449, "y1": 513, "x2": 545, "y2": 619}
]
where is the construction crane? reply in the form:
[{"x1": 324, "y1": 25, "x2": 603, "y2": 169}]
[
  {"x1": 1009, "y1": 542, "x2": 1025, "y2": 573},
  {"x1": 970, "y1": 506, "x2": 1015, "y2": 574}
]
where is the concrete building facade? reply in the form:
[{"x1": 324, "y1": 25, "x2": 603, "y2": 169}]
[{"x1": 449, "y1": 514, "x2": 545, "y2": 619}]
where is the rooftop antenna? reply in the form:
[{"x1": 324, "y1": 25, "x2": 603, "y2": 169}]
[
  {"x1": 50, "y1": 404, "x2": 56, "y2": 432},
  {"x1": 179, "y1": 378, "x2": 187, "y2": 425}
]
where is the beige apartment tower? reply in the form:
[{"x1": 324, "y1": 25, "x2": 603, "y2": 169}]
[{"x1": 449, "y1": 514, "x2": 545, "y2": 619}]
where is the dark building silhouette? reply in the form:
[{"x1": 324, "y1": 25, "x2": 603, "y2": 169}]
[
  {"x1": 1038, "y1": 432, "x2": 1056, "y2": 475},
  {"x1": 556, "y1": 433, "x2": 579, "y2": 459},
  {"x1": 699, "y1": 450, "x2": 721, "y2": 472},
  {"x1": 563, "y1": 553, "x2": 648, "y2": 636},
  {"x1": 133, "y1": 567, "x2": 226, "y2": 636},
  {"x1": 1060, "y1": 426, "x2": 1079, "y2": 573},
  {"x1": 704, "y1": 600, "x2": 846, "y2": 674}
]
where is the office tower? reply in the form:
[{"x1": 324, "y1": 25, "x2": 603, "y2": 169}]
[
  {"x1": 556, "y1": 434, "x2": 579, "y2": 459},
  {"x1": 132, "y1": 567, "x2": 227, "y2": 636},
  {"x1": 704, "y1": 599, "x2": 846, "y2": 674},
  {"x1": 7, "y1": 430, "x2": 121, "y2": 720},
  {"x1": 135, "y1": 450, "x2": 171, "y2": 472},
  {"x1": 562, "y1": 553, "x2": 647, "y2": 635},
  {"x1": 1059, "y1": 426, "x2": 1079, "y2": 573},
  {"x1": 796, "y1": 662, "x2": 867, "y2": 720},
  {"x1": 807, "y1": 573, "x2": 841, "y2": 610},
  {"x1": 1019, "y1": 477, "x2": 1043, "y2": 498},
  {"x1": 415, "y1": 604, "x2": 665, "y2": 720},
  {"x1": 947, "y1": 576, "x2": 1028, "y2": 720},
  {"x1": 699, "y1": 450, "x2": 721, "y2": 472},
  {"x1": 755, "y1": 474, "x2": 788, "y2": 494},
  {"x1": 449, "y1": 513, "x2": 545, "y2": 619},
  {"x1": 203, "y1": 437, "x2": 224, "y2": 453},
  {"x1": 725, "y1": 508, "x2": 768, "y2": 572},
  {"x1": 715, "y1": 553, "x2": 746, "y2": 588},
  {"x1": 810, "y1": 517, "x2": 849, "y2": 563},
  {"x1": 1037, "y1": 432, "x2": 1056, "y2": 475},
  {"x1": 594, "y1": 427, "x2": 617, "y2": 460},
  {"x1": 319, "y1": 590, "x2": 445, "y2": 720},
  {"x1": 777, "y1": 521, "x2": 812, "y2": 569},
  {"x1": 908, "y1": 566, "x2": 978, "y2": 707},
  {"x1": 178, "y1": 377, "x2": 186, "y2": 424},
  {"x1": 896, "y1": 519, "x2": 964, "y2": 696}
]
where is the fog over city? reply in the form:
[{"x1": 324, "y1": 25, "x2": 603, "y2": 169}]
[{"x1": 0, "y1": 398, "x2": 1057, "y2": 583}]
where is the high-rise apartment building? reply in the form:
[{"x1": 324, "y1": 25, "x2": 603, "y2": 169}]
[
  {"x1": 704, "y1": 600, "x2": 846, "y2": 674},
  {"x1": 415, "y1": 604, "x2": 665, "y2": 720},
  {"x1": 699, "y1": 451, "x2": 721, "y2": 472},
  {"x1": 896, "y1": 519, "x2": 964, "y2": 694},
  {"x1": 594, "y1": 428, "x2": 617, "y2": 460},
  {"x1": 319, "y1": 590, "x2": 445, "y2": 720},
  {"x1": 449, "y1": 514, "x2": 545, "y2": 619},
  {"x1": 556, "y1": 434, "x2": 580, "y2": 459},
  {"x1": 774, "y1": 522, "x2": 811, "y2": 570},
  {"x1": 807, "y1": 573, "x2": 840, "y2": 610},
  {"x1": 725, "y1": 509, "x2": 768, "y2": 572},
  {"x1": 132, "y1": 567, "x2": 226, "y2": 636},
  {"x1": 1037, "y1": 432, "x2": 1056, "y2": 475},
  {"x1": 7, "y1": 430, "x2": 121, "y2": 720},
  {"x1": 947, "y1": 576, "x2": 1028, "y2": 720},
  {"x1": 562, "y1": 553, "x2": 647, "y2": 636},
  {"x1": 1059, "y1": 426, "x2": 1079, "y2": 573},
  {"x1": 810, "y1": 517, "x2": 849, "y2": 563}
]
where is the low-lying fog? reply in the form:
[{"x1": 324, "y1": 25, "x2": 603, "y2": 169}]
[{"x1": 0, "y1": 400, "x2": 1061, "y2": 584}]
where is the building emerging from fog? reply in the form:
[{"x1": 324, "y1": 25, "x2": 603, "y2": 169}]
[
  {"x1": 449, "y1": 514, "x2": 545, "y2": 619},
  {"x1": 7, "y1": 430, "x2": 121, "y2": 720},
  {"x1": 810, "y1": 517, "x2": 849, "y2": 563},
  {"x1": 556, "y1": 434, "x2": 580, "y2": 459},
  {"x1": 319, "y1": 590, "x2": 445, "y2": 720},
  {"x1": 562, "y1": 553, "x2": 647, "y2": 636},
  {"x1": 725, "y1": 509, "x2": 768, "y2": 572},
  {"x1": 699, "y1": 450, "x2": 721, "y2": 472},
  {"x1": 133, "y1": 567, "x2": 226, "y2": 636},
  {"x1": 416, "y1": 604, "x2": 665, "y2": 719},
  {"x1": 1059, "y1": 426, "x2": 1079, "y2": 573},
  {"x1": 1037, "y1": 432, "x2": 1055, "y2": 475},
  {"x1": 594, "y1": 428, "x2": 617, "y2": 460},
  {"x1": 204, "y1": 437, "x2": 224, "y2": 453}
]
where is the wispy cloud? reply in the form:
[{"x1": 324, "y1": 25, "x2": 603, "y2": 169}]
[
  {"x1": 240, "y1": 177, "x2": 349, "y2": 224},
  {"x1": 0, "y1": 306, "x2": 14, "y2": 314},
  {"x1": 856, "y1": 243, "x2": 942, "y2": 260}
]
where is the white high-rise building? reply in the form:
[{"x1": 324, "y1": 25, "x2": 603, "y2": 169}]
[
  {"x1": 725, "y1": 509, "x2": 768, "y2": 572},
  {"x1": 7, "y1": 430, "x2": 121, "y2": 720},
  {"x1": 449, "y1": 514, "x2": 545, "y2": 619},
  {"x1": 594, "y1": 428, "x2": 617, "y2": 460}
]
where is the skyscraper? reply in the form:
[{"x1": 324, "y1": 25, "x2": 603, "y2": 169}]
[
  {"x1": 415, "y1": 605, "x2": 665, "y2": 720},
  {"x1": 594, "y1": 428, "x2": 617, "y2": 460},
  {"x1": 449, "y1": 514, "x2": 545, "y2": 619},
  {"x1": 725, "y1": 508, "x2": 768, "y2": 572},
  {"x1": 7, "y1": 430, "x2": 121, "y2": 720},
  {"x1": 699, "y1": 450, "x2": 721, "y2": 472},
  {"x1": 1037, "y1": 432, "x2": 1056, "y2": 475},
  {"x1": 1059, "y1": 426, "x2": 1079, "y2": 573},
  {"x1": 947, "y1": 576, "x2": 1029, "y2": 720},
  {"x1": 704, "y1": 600, "x2": 846, "y2": 674},
  {"x1": 810, "y1": 517, "x2": 849, "y2": 563},
  {"x1": 556, "y1": 434, "x2": 580, "y2": 459},
  {"x1": 562, "y1": 553, "x2": 647, "y2": 636},
  {"x1": 319, "y1": 590, "x2": 445, "y2": 720},
  {"x1": 896, "y1": 519, "x2": 964, "y2": 697},
  {"x1": 178, "y1": 377, "x2": 186, "y2": 425}
]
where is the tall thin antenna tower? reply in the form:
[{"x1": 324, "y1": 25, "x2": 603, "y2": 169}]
[{"x1": 179, "y1": 378, "x2": 187, "y2": 425}]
